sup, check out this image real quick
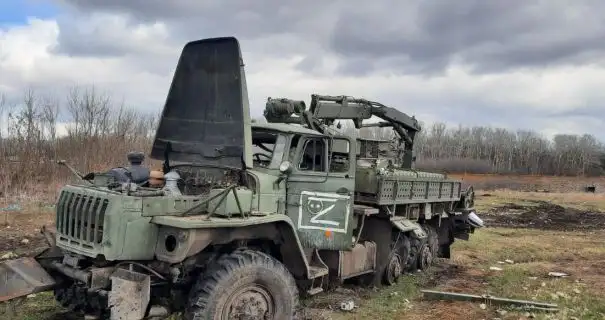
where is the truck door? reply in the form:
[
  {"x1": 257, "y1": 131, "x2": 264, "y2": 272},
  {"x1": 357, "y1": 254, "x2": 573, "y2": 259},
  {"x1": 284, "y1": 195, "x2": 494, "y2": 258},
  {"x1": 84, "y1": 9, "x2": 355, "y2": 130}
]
[{"x1": 285, "y1": 134, "x2": 356, "y2": 250}]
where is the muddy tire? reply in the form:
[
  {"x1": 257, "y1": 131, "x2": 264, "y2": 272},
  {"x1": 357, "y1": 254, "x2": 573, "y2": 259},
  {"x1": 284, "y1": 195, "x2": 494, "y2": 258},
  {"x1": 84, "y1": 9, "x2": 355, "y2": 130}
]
[
  {"x1": 416, "y1": 243, "x2": 433, "y2": 270},
  {"x1": 184, "y1": 249, "x2": 300, "y2": 320},
  {"x1": 422, "y1": 224, "x2": 439, "y2": 265},
  {"x1": 407, "y1": 236, "x2": 422, "y2": 271},
  {"x1": 382, "y1": 233, "x2": 411, "y2": 285}
]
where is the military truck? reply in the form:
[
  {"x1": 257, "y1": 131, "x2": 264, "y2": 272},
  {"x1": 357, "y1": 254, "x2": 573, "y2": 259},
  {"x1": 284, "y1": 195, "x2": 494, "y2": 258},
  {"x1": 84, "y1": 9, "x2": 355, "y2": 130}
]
[{"x1": 0, "y1": 37, "x2": 484, "y2": 320}]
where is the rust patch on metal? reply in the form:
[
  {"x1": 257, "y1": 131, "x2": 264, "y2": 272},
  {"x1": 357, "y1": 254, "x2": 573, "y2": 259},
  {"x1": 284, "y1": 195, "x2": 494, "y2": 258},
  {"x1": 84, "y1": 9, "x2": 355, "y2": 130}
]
[
  {"x1": 108, "y1": 268, "x2": 151, "y2": 320},
  {"x1": 339, "y1": 241, "x2": 376, "y2": 280}
]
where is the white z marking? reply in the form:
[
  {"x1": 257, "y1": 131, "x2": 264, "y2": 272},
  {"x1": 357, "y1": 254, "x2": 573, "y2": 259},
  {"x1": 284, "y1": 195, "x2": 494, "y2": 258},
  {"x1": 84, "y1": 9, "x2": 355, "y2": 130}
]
[
  {"x1": 307, "y1": 197, "x2": 339, "y2": 226},
  {"x1": 297, "y1": 191, "x2": 350, "y2": 233}
]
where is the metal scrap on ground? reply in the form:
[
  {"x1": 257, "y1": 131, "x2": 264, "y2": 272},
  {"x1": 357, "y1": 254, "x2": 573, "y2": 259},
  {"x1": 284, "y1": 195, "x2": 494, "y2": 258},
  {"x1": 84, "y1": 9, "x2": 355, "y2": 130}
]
[{"x1": 420, "y1": 289, "x2": 559, "y2": 312}]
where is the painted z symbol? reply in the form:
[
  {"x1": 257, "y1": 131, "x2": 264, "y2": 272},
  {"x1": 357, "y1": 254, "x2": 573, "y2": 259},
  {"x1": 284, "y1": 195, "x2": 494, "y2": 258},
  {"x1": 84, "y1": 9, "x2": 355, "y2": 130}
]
[{"x1": 308, "y1": 197, "x2": 340, "y2": 227}]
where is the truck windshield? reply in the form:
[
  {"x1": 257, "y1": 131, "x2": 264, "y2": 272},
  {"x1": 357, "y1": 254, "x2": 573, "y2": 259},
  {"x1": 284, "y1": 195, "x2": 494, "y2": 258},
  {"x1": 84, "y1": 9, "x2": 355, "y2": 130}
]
[{"x1": 251, "y1": 130, "x2": 286, "y2": 169}]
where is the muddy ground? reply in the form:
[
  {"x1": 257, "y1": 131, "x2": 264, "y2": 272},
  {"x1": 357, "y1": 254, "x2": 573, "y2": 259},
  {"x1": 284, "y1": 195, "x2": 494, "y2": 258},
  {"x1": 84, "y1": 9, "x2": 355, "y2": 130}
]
[
  {"x1": 481, "y1": 198, "x2": 605, "y2": 231},
  {"x1": 0, "y1": 208, "x2": 54, "y2": 257},
  {"x1": 2, "y1": 193, "x2": 605, "y2": 319}
]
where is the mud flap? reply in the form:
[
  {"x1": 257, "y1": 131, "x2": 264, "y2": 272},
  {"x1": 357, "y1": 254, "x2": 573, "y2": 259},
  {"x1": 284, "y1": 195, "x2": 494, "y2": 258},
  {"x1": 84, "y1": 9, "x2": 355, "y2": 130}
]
[
  {"x1": 389, "y1": 217, "x2": 427, "y2": 239},
  {"x1": 108, "y1": 268, "x2": 151, "y2": 320},
  {"x1": 0, "y1": 257, "x2": 57, "y2": 302}
]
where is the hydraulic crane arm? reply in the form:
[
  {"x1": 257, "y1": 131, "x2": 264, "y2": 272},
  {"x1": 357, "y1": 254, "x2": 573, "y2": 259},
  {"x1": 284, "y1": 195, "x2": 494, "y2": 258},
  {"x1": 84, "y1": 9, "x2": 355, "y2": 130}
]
[
  {"x1": 263, "y1": 94, "x2": 422, "y2": 168},
  {"x1": 264, "y1": 94, "x2": 421, "y2": 145},
  {"x1": 308, "y1": 94, "x2": 421, "y2": 145}
]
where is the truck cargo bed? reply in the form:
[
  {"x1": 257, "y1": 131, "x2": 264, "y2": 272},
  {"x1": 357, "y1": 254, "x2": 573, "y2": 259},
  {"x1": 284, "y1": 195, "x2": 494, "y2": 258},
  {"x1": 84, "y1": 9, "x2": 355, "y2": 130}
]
[{"x1": 355, "y1": 169, "x2": 462, "y2": 205}]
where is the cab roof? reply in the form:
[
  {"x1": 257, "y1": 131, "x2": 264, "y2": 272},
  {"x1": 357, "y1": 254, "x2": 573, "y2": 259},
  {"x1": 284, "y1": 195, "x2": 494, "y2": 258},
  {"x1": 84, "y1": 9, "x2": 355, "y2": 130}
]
[{"x1": 252, "y1": 122, "x2": 324, "y2": 136}]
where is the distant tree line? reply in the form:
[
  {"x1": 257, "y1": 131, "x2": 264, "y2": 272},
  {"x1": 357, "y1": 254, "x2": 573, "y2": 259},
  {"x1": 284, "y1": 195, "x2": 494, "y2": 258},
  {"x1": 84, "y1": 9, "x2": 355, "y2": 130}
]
[
  {"x1": 1, "y1": 87, "x2": 603, "y2": 196},
  {"x1": 334, "y1": 120, "x2": 605, "y2": 176},
  {"x1": 413, "y1": 122, "x2": 604, "y2": 176}
]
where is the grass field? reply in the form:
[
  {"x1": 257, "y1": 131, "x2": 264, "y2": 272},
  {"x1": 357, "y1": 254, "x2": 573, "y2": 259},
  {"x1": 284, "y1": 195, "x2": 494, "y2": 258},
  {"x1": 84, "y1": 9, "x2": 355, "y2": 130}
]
[{"x1": 2, "y1": 175, "x2": 605, "y2": 320}]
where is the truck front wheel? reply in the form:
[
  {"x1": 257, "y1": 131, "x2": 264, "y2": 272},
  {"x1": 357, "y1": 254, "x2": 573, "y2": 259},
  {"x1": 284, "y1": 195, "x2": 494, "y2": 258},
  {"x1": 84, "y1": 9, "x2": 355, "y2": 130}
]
[{"x1": 185, "y1": 248, "x2": 299, "y2": 320}]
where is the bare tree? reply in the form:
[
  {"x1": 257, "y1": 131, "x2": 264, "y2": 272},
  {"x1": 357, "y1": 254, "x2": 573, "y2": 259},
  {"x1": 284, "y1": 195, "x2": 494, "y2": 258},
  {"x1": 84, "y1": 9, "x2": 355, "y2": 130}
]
[{"x1": 1, "y1": 86, "x2": 604, "y2": 200}]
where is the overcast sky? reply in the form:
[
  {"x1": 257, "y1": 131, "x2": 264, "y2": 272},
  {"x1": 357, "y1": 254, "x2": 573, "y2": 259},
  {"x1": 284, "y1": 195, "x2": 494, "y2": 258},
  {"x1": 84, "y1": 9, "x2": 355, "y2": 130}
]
[{"x1": 1, "y1": 0, "x2": 604, "y2": 141}]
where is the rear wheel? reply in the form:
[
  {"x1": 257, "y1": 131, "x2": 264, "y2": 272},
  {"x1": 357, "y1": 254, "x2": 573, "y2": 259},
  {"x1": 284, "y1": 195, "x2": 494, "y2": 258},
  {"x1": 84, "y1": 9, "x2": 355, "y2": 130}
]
[
  {"x1": 416, "y1": 243, "x2": 433, "y2": 270},
  {"x1": 419, "y1": 224, "x2": 439, "y2": 268},
  {"x1": 383, "y1": 233, "x2": 411, "y2": 285},
  {"x1": 185, "y1": 249, "x2": 299, "y2": 320}
]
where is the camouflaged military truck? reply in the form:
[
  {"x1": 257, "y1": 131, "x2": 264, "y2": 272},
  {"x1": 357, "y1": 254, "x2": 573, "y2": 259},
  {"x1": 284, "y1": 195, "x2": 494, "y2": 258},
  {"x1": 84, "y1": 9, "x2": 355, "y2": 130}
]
[{"x1": 0, "y1": 37, "x2": 484, "y2": 320}]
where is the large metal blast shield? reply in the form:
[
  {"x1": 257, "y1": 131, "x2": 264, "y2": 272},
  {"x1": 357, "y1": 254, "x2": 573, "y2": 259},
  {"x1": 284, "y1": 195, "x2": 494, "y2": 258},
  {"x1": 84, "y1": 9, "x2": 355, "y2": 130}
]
[
  {"x1": 150, "y1": 36, "x2": 253, "y2": 169},
  {"x1": 0, "y1": 257, "x2": 57, "y2": 302}
]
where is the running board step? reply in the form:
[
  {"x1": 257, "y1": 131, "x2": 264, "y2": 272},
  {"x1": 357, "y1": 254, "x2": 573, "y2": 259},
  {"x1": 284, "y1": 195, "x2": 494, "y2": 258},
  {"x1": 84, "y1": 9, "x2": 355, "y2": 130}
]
[
  {"x1": 308, "y1": 266, "x2": 328, "y2": 279},
  {"x1": 306, "y1": 287, "x2": 324, "y2": 296},
  {"x1": 307, "y1": 249, "x2": 329, "y2": 279}
]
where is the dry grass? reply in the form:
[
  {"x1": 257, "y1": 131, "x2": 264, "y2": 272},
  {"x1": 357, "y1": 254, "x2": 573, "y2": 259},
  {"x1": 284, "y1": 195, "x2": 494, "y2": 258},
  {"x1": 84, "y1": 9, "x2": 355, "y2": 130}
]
[
  {"x1": 322, "y1": 225, "x2": 605, "y2": 320},
  {"x1": 3, "y1": 182, "x2": 605, "y2": 319},
  {"x1": 474, "y1": 189, "x2": 605, "y2": 212},
  {"x1": 317, "y1": 189, "x2": 605, "y2": 320}
]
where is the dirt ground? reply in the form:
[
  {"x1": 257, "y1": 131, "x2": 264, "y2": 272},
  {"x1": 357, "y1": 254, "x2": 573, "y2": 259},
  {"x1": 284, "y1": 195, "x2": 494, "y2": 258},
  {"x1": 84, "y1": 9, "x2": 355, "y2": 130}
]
[
  {"x1": 2, "y1": 180, "x2": 605, "y2": 319},
  {"x1": 449, "y1": 173, "x2": 605, "y2": 194},
  {"x1": 300, "y1": 191, "x2": 605, "y2": 320},
  {"x1": 482, "y1": 199, "x2": 605, "y2": 231},
  {"x1": 0, "y1": 207, "x2": 55, "y2": 257}
]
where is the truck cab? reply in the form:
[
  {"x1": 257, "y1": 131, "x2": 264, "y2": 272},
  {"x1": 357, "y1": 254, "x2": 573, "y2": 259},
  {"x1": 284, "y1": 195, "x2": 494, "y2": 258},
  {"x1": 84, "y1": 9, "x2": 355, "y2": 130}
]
[{"x1": 251, "y1": 123, "x2": 358, "y2": 251}]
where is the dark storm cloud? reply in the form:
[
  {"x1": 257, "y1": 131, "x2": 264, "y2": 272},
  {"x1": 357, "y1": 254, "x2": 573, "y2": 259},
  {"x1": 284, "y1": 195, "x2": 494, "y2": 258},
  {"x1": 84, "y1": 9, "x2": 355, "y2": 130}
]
[
  {"x1": 56, "y1": 0, "x2": 605, "y2": 75},
  {"x1": 55, "y1": 0, "x2": 341, "y2": 57},
  {"x1": 53, "y1": 19, "x2": 142, "y2": 57},
  {"x1": 330, "y1": 0, "x2": 605, "y2": 75}
]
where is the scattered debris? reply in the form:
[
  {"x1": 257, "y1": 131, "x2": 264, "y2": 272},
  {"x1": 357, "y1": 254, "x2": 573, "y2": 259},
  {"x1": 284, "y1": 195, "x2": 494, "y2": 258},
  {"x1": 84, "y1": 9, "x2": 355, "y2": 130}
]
[
  {"x1": 1, "y1": 252, "x2": 16, "y2": 260},
  {"x1": 489, "y1": 266, "x2": 503, "y2": 271},
  {"x1": 20, "y1": 238, "x2": 29, "y2": 245},
  {"x1": 504, "y1": 259, "x2": 514, "y2": 264},
  {"x1": 421, "y1": 290, "x2": 559, "y2": 312},
  {"x1": 339, "y1": 300, "x2": 355, "y2": 311},
  {"x1": 548, "y1": 272, "x2": 569, "y2": 278}
]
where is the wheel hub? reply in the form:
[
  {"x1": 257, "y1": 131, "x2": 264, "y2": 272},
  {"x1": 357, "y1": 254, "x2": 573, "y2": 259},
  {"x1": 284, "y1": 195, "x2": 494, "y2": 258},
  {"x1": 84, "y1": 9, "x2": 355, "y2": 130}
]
[
  {"x1": 385, "y1": 253, "x2": 403, "y2": 285},
  {"x1": 225, "y1": 285, "x2": 275, "y2": 320}
]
